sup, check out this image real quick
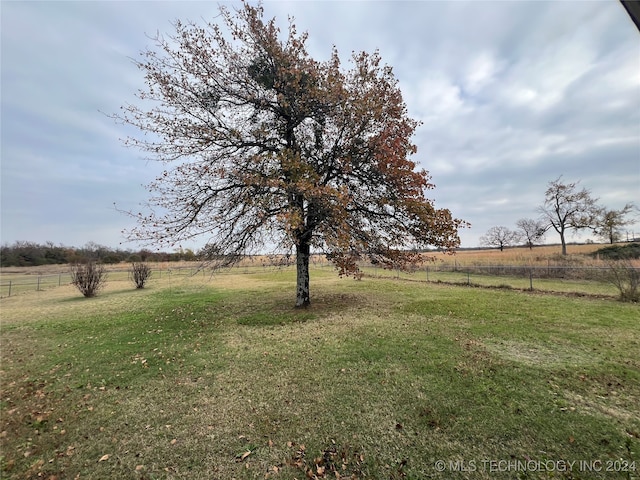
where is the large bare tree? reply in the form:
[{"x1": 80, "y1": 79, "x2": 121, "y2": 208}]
[
  {"x1": 538, "y1": 177, "x2": 601, "y2": 255},
  {"x1": 114, "y1": 3, "x2": 465, "y2": 307}
]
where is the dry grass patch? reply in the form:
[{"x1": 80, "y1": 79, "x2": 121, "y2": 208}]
[
  {"x1": 1, "y1": 281, "x2": 152, "y2": 325},
  {"x1": 450, "y1": 244, "x2": 606, "y2": 264},
  {"x1": 482, "y1": 339, "x2": 600, "y2": 368}
]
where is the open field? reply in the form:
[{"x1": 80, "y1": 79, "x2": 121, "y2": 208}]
[
  {"x1": 446, "y1": 244, "x2": 606, "y2": 264},
  {"x1": 2, "y1": 243, "x2": 637, "y2": 299},
  {"x1": 431, "y1": 243, "x2": 640, "y2": 268},
  {"x1": 1, "y1": 266, "x2": 639, "y2": 479}
]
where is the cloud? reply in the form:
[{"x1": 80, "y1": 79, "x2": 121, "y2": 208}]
[{"x1": 1, "y1": 0, "x2": 638, "y2": 250}]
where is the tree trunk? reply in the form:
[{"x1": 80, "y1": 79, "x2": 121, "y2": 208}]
[
  {"x1": 295, "y1": 241, "x2": 310, "y2": 308},
  {"x1": 560, "y1": 232, "x2": 567, "y2": 255}
]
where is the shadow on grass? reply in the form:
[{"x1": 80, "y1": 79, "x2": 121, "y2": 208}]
[
  {"x1": 233, "y1": 291, "x2": 367, "y2": 326},
  {"x1": 237, "y1": 311, "x2": 316, "y2": 326}
]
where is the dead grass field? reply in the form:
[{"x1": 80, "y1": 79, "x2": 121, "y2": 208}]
[{"x1": 432, "y1": 243, "x2": 637, "y2": 266}]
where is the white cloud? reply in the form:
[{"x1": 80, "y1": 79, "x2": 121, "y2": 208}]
[
  {"x1": 463, "y1": 51, "x2": 503, "y2": 95},
  {"x1": 1, "y1": 0, "x2": 638, "y2": 250}
]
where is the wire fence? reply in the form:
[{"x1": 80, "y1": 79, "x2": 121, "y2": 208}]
[
  {"x1": 1, "y1": 262, "x2": 637, "y2": 299},
  {"x1": 0, "y1": 265, "x2": 212, "y2": 298},
  {"x1": 360, "y1": 263, "x2": 638, "y2": 298},
  {"x1": 0, "y1": 261, "x2": 315, "y2": 298}
]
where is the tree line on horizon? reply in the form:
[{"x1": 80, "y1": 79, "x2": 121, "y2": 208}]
[{"x1": 0, "y1": 241, "x2": 198, "y2": 268}]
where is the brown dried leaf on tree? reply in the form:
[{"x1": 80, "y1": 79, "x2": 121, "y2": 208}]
[{"x1": 113, "y1": 2, "x2": 466, "y2": 307}]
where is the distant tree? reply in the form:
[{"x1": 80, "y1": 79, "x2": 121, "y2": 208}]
[
  {"x1": 516, "y1": 218, "x2": 546, "y2": 250},
  {"x1": 538, "y1": 177, "x2": 601, "y2": 255},
  {"x1": 128, "y1": 253, "x2": 142, "y2": 263},
  {"x1": 479, "y1": 226, "x2": 521, "y2": 252},
  {"x1": 0, "y1": 244, "x2": 11, "y2": 267},
  {"x1": 172, "y1": 247, "x2": 197, "y2": 262},
  {"x1": 70, "y1": 262, "x2": 107, "y2": 297},
  {"x1": 43, "y1": 241, "x2": 68, "y2": 264},
  {"x1": 594, "y1": 203, "x2": 636, "y2": 244},
  {"x1": 114, "y1": 3, "x2": 465, "y2": 307},
  {"x1": 137, "y1": 249, "x2": 153, "y2": 262},
  {"x1": 12, "y1": 241, "x2": 45, "y2": 266},
  {"x1": 0, "y1": 241, "x2": 64, "y2": 266}
]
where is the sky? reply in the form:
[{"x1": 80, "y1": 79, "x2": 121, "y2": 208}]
[{"x1": 1, "y1": 0, "x2": 639, "y2": 252}]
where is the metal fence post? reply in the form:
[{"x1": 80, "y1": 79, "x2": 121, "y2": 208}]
[
  {"x1": 529, "y1": 268, "x2": 533, "y2": 291},
  {"x1": 37, "y1": 275, "x2": 41, "y2": 291},
  {"x1": 8, "y1": 281, "x2": 11, "y2": 297}
]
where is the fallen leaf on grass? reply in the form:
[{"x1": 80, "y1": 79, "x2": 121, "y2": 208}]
[
  {"x1": 98, "y1": 454, "x2": 110, "y2": 462},
  {"x1": 236, "y1": 450, "x2": 253, "y2": 462}
]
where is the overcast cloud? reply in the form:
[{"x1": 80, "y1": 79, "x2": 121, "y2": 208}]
[{"x1": 1, "y1": 0, "x2": 639, "y2": 251}]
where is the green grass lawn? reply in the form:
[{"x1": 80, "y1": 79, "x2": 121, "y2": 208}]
[{"x1": 1, "y1": 268, "x2": 638, "y2": 479}]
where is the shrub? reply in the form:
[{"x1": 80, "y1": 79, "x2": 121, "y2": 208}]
[
  {"x1": 605, "y1": 259, "x2": 639, "y2": 303},
  {"x1": 70, "y1": 262, "x2": 107, "y2": 297},
  {"x1": 131, "y1": 262, "x2": 152, "y2": 289}
]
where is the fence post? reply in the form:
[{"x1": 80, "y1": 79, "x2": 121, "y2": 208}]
[
  {"x1": 37, "y1": 275, "x2": 41, "y2": 291},
  {"x1": 467, "y1": 270, "x2": 470, "y2": 285},
  {"x1": 426, "y1": 266, "x2": 429, "y2": 282},
  {"x1": 8, "y1": 281, "x2": 11, "y2": 297},
  {"x1": 59, "y1": 274, "x2": 62, "y2": 286},
  {"x1": 529, "y1": 268, "x2": 533, "y2": 291}
]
